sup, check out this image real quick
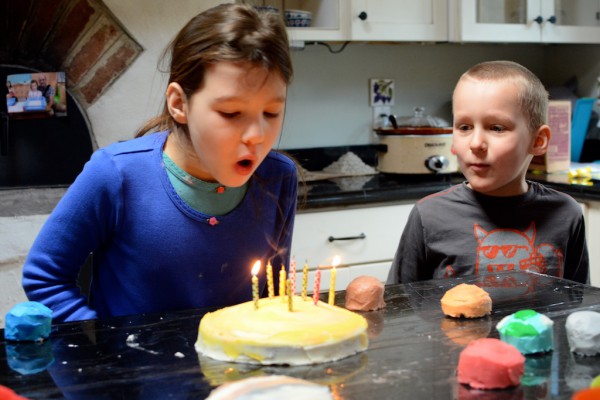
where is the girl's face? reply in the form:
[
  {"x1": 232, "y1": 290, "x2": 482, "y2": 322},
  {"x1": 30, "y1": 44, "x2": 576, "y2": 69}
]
[
  {"x1": 167, "y1": 61, "x2": 287, "y2": 187},
  {"x1": 31, "y1": 81, "x2": 38, "y2": 90},
  {"x1": 452, "y1": 78, "x2": 539, "y2": 197}
]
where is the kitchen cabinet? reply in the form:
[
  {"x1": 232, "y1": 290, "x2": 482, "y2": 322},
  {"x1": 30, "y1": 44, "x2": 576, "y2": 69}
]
[
  {"x1": 450, "y1": 0, "x2": 600, "y2": 44},
  {"x1": 247, "y1": 0, "x2": 349, "y2": 42},
  {"x1": 254, "y1": 0, "x2": 447, "y2": 42},
  {"x1": 290, "y1": 202, "x2": 413, "y2": 292},
  {"x1": 283, "y1": 0, "x2": 350, "y2": 42},
  {"x1": 350, "y1": 0, "x2": 448, "y2": 41}
]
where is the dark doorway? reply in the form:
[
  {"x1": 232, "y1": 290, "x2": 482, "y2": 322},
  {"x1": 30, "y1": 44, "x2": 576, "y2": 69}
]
[{"x1": 1, "y1": 65, "x2": 93, "y2": 187}]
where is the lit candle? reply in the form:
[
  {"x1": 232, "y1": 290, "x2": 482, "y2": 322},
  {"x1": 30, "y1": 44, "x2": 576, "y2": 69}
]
[
  {"x1": 251, "y1": 260, "x2": 261, "y2": 310},
  {"x1": 289, "y1": 257, "x2": 297, "y2": 295},
  {"x1": 301, "y1": 261, "x2": 309, "y2": 300},
  {"x1": 328, "y1": 256, "x2": 340, "y2": 305},
  {"x1": 287, "y1": 279, "x2": 293, "y2": 312},
  {"x1": 279, "y1": 265, "x2": 287, "y2": 302},
  {"x1": 313, "y1": 268, "x2": 321, "y2": 305},
  {"x1": 266, "y1": 261, "x2": 274, "y2": 299}
]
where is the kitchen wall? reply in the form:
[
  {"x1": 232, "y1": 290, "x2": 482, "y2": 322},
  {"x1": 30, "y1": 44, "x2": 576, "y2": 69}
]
[
  {"x1": 281, "y1": 42, "x2": 550, "y2": 149},
  {"x1": 90, "y1": 1, "x2": 600, "y2": 150}
]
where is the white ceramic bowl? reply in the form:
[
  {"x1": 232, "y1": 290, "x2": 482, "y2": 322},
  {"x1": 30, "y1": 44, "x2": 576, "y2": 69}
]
[{"x1": 284, "y1": 9, "x2": 312, "y2": 27}]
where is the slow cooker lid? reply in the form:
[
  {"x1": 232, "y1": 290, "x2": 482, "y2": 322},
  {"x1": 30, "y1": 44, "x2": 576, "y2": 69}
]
[{"x1": 375, "y1": 106, "x2": 452, "y2": 135}]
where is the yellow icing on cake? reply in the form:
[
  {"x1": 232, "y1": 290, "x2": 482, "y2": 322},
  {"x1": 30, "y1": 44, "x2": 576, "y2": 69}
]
[{"x1": 196, "y1": 296, "x2": 368, "y2": 365}]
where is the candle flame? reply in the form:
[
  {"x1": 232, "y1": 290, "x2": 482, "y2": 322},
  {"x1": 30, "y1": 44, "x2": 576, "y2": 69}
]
[
  {"x1": 332, "y1": 255, "x2": 341, "y2": 268},
  {"x1": 251, "y1": 260, "x2": 261, "y2": 276}
]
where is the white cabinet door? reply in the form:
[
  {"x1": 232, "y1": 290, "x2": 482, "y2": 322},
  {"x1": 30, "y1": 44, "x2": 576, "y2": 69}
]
[
  {"x1": 293, "y1": 260, "x2": 392, "y2": 294},
  {"x1": 282, "y1": 0, "x2": 351, "y2": 41},
  {"x1": 291, "y1": 203, "x2": 412, "y2": 270},
  {"x1": 350, "y1": 0, "x2": 448, "y2": 41},
  {"x1": 540, "y1": 0, "x2": 600, "y2": 44},
  {"x1": 451, "y1": 0, "x2": 600, "y2": 44},
  {"x1": 450, "y1": 0, "x2": 543, "y2": 42}
]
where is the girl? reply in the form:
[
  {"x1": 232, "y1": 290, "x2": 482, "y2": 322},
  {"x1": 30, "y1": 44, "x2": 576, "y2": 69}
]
[
  {"x1": 27, "y1": 80, "x2": 43, "y2": 100},
  {"x1": 22, "y1": 4, "x2": 297, "y2": 323}
]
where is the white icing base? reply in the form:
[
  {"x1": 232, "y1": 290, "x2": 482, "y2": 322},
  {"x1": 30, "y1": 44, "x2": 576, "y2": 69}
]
[
  {"x1": 566, "y1": 311, "x2": 600, "y2": 356},
  {"x1": 196, "y1": 334, "x2": 366, "y2": 366}
]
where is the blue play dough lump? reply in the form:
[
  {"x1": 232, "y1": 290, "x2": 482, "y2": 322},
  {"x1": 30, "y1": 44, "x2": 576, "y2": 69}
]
[{"x1": 4, "y1": 301, "x2": 53, "y2": 342}]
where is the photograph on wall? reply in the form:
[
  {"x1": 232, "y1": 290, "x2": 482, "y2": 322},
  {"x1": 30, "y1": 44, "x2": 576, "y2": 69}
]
[{"x1": 6, "y1": 72, "x2": 67, "y2": 118}]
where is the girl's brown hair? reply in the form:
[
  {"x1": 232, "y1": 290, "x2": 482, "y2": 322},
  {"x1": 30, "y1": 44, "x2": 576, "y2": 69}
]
[{"x1": 135, "y1": 3, "x2": 293, "y2": 138}]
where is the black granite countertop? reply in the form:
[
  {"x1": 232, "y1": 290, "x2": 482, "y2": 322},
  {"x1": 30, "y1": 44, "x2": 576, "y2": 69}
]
[
  {"x1": 287, "y1": 146, "x2": 600, "y2": 210},
  {"x1": 1, "y1": 271, "x2": 599, "y2": 399}
]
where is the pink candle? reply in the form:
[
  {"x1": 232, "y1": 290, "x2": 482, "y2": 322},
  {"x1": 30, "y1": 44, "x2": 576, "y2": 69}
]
[
  {"x1": 313, "y1": 269, "x2": 321, "y2": 305},
  {"x1": 289, "y1": 257, "x2": 297, "y2": 295}
]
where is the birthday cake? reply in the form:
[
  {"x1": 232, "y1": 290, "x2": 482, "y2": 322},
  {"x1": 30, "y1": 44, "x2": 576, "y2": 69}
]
[
  {"x1": 195, "y1": 296, "x2": 368, "y2": 365},
  {"x1": 496, "y1": 309, "x2": 554, "y2": 354}
]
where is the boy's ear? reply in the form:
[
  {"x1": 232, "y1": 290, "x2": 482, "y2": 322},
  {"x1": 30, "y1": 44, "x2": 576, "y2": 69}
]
[
  {"x1": 166, "y1": 82, "x2": 188, "y2": 124},
  {"x1": 531, "y1": 125, "x2": 551, "y2": 156}
]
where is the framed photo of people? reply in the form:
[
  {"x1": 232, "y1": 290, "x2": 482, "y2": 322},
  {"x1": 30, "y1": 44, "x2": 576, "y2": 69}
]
[{"x1": 6, "y1": 72, "x2": 67, "y2": 119}]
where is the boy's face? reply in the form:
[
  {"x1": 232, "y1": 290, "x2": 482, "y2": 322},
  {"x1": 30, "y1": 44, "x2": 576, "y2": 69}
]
[{"x1": 452, "y1": 78, "x2": 537, "y2": 197}]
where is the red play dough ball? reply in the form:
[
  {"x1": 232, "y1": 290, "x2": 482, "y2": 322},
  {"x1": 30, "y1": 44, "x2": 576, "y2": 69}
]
[
  {"x1": 457, "y1": 338, "x2": 525, "y2": 389},
  {"x1": 0, "y1": 385, "x2": 28, "y2": 400}
]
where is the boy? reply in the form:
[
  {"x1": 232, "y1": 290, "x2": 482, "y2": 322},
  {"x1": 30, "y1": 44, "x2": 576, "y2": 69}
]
[{"x1": 387, "y1": 60, "x2": 589, "y2": 285}]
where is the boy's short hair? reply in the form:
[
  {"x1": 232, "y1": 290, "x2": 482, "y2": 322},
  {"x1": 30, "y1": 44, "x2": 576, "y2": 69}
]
[{"x1": 457, "y1": 60, "x2": 549, "y2": 133}]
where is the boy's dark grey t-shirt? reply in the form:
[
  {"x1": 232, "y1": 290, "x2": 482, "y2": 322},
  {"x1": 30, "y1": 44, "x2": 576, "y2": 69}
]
[{"x1": 388, "y1": 181, "x2": 589, "y2": 285}]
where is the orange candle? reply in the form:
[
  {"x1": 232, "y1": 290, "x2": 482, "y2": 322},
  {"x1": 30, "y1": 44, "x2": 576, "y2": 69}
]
[
  {"x1": 313, "y1": 269, "x2": 321, "y2": 305},
  {"x1": 266, "y1": 261, "x2": 274, "y2": 299},
  {"x1": 251, "y1": 260, "x2": 261, "y2": 310}
]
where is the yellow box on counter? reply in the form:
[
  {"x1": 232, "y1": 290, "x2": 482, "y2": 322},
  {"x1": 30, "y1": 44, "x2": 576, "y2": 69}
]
[{"x1": 529, "y1": 100, "x2": 571, "y2": 173}]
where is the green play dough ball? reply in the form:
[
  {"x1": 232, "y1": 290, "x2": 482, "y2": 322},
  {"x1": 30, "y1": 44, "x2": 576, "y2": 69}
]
[
  {"x1": 504, "y1": 321, "x2": 539, "y2": 337},
  {"x1": 514, "y1": 309, "x2": 537, "y2": 320},
  {"x1": 591, "y1": 375, "x2": 600, "y2": 388}
]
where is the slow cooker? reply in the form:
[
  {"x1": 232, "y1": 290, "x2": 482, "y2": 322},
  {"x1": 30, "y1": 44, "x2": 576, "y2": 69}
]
[{"x1": 375, "y1": 107, "x2": 458, "y2": 174}]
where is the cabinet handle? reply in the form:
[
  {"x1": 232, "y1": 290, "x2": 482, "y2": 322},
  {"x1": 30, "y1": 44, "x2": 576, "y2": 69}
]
[
  {"x1": 547, "y1": 15, "x2": 556, "y2": 24},
  {"x1": 328, "y1": 233, "x2": 366, "y2": 242},
  {"x1": 358, "y1": 11, "x2": 368, "y2": 21},
  {"x1": 533, "y1": 15, "x2": 543, "y2": 24}
]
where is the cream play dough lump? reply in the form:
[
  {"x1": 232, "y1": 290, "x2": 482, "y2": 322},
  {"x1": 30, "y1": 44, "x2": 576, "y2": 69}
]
[
  {"x1": 565, "y1": 310, "x2": 600, "y2": 356},
  {"x1": 457, "y1": 338, "x2": 525, "y2": 389},
  {"x1": 195, "y1": 296, "x2": 368, "y2": 365},
  {"x1": 205, "y1": 376, "x2": 332, "y2": 400},
  {"x1": 345, "y1": 275, "x2": 386, "y2": 311},
  {"x1": 440, "y1": 283, "x2": 492, "y2": 318},
  {"x1": 496, "y1": 309, "x2": 554, "y2": 354}
]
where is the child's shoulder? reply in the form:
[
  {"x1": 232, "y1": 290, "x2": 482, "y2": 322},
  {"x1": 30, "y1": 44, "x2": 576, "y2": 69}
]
[
  {"x1": 260, "y1": 150, "x2": 297, "y2": 173},
  {"x1": 417, "y1": 183, "x2": 465, "y2": 206},
  {"x1": 101, "y1": 132, "x2": 167, "y2": 157},
  {"x1": 529, "y1": 181, "x2": 580, "y2": 208}
]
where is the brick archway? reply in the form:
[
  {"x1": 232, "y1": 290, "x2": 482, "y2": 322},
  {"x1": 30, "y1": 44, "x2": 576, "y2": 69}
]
[{"x1": 1, "y1": 0, "x2": 142, "y2": 108}]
